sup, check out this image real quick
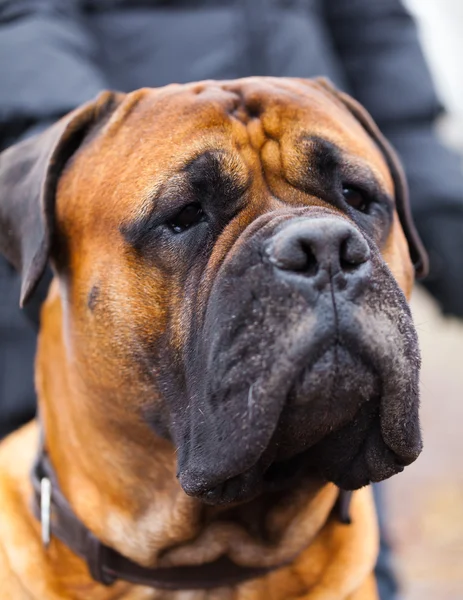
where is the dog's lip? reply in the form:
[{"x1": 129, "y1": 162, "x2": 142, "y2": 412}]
[
  {"x1": 187, "y1": 464, "x2": 264, "y2": 506},
  {"x1": 178, "y1": 329, "x2": 386, "y2": 503},
  {"x1": 179, "y1": 345, "x2": 382, "y2": 505},
  {"x1": 181, "y1": 449, "x2": 324, "y2": 506}
]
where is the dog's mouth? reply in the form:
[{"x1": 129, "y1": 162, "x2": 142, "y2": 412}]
[
  {"x1": 178, "y1": 338, "x2": 391, "y2": 506},
  {"x1": 174, "y1": 282, "x2": 422, "y2": 505},
  {"x1": 194, "y1": 447, "x2": 322, "y2": 507}
]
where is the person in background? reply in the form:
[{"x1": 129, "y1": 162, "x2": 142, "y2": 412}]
[{"x1": 1, "y1": 1, "x2": 462, "y2": 598}]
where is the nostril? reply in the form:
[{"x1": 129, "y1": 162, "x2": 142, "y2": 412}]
[
  {"x1": 339, "y1": 235, "x2": 370, "y2": 272},
  {"x1": 299, "y1": 242, "x2": 319, "y2": 276},
  {"x1": 266, "y1": 238, "x2": 319, "y2": 275},
  {"x1": 340, "y1": 238, "x2": 360, "y2": 272}
]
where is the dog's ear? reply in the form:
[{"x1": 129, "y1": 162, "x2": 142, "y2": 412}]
[
  {"x1": 314, "y1": 77, "x2": 429, "y2": 279},
  {"x1": 0, "y1": 91, "x2": 124, "y2": 306}
]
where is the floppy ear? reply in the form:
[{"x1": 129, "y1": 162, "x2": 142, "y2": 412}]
[
  {"x1": 0, "y1": 91, "x2": 124, "y2": 306},
  {"x1": 314, "y1": 77, "x2": 429, "y2": 279}
]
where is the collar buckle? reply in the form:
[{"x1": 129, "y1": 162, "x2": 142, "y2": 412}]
[{"x1": 40, "y1": 477, "x2": 52, "y2": 548}]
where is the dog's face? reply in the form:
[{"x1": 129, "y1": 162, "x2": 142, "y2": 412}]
[{"x1": 0, "y1": 78, "x2": 425, "y2": 506}]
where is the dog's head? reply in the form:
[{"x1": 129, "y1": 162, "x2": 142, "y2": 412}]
[{"x1": 0, "y1": 78, "x2": 426, "y2": 505}]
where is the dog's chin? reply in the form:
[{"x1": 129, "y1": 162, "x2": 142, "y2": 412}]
[
  {"x1": 179, "y1": 345, "x2": 396, "y2": 507},
  {"x1": 190, "y1": 456, "x2": 324, "y2": 507}
]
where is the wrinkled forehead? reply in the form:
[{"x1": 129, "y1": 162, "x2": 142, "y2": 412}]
[{"x1": 70, "y1": 78, "x2": 394, "y2": 220}]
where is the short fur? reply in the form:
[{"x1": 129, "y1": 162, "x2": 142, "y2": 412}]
[{"x1": 0, "y1": 77, "x2": 425, "y2": 599}]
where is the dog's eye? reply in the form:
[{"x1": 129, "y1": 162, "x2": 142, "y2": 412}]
[
  {"x1": 342, "y1": 186, "x2": 370, "y2": 213},
  {"x1": 168, "y1": 203, "x2": 204, "y2": 233}
]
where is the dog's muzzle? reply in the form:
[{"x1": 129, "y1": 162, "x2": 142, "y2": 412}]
[{"x1": 175, "y1": 213, "x2": 422, "y2": 505}]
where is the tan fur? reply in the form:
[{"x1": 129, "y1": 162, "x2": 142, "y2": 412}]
[{"x1": 0, "y1": 77, "x2": 415, "y2": 599}]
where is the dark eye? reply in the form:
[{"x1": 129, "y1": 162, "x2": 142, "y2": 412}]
[
  {"x1": 168, "y1": 203, "x2": 204, "y2": 233},
  {"x1": 342, "y1": 186, "x2": 370, "y2": 213}
]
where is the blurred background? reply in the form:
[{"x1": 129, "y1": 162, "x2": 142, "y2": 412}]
[
  {"x1": 383, "y1": 2, "x2": 463, "y2": 599},
  {"x1": 1, "y1": 1, "x2": 463, "y2": 599}
]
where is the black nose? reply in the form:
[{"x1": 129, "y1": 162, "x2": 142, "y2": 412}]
[{"x1": 266, "y1": 217, "x2": 371, "y2": 291}]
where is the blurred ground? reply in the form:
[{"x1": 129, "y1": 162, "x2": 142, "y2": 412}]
[
  {"x1": 384, "y1": 287, "x2": 463, "y2": 600},
  {"x1": 384, "y1": 5, "x2": 463, "y2": 599}
]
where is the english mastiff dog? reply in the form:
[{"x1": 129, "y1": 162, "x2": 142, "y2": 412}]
[{"x1": 0, "y1": 77, "x2": 427, "y2": 599}]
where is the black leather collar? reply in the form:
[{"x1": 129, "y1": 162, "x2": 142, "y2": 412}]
[{"x1": 31, "y1": 445, "x2": 352, "y2": 590}]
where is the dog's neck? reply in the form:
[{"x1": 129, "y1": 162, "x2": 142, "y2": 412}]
[{"x1": 31, "y1": 284, "x2": 351, "y2": 598}]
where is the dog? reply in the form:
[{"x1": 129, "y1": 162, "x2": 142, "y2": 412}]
[{"x1": 0, "y1": 77, "x2": 427, "y2": 599}]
